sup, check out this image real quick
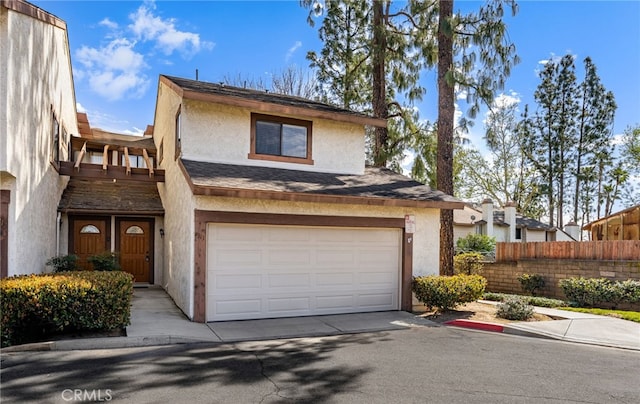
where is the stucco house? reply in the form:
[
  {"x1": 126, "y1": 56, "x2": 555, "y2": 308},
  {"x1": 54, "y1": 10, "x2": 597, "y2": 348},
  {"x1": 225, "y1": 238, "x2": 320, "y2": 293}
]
[
  {"x1": 1, "y1": 0, "x2": 78, "y2": 278},
  {"x1": 1, "y1": 0, "x2": 464, "y2": 324},
  {"x1": 153, "y1": 75, "x2": 463, "y2": 322},
  {"x1": 454, "y1": 199, "x2": 576, "y2": 245}
]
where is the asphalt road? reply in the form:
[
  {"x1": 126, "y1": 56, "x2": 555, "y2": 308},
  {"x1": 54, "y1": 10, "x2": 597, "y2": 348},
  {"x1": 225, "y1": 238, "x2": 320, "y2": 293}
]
[{"x1": 1, "y1": 327, "x2": 639, "y2": 403}]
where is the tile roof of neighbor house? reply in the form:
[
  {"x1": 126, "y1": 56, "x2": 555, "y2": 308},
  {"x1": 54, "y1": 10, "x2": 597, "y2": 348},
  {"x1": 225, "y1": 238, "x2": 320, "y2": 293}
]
[
  {"x1": 160, "y1": 75, "x2": 387, "y2": 127},
  {"x1": 58, "y1": 179, "x2": 164, "y2": 214},
  {"x1": 181, "y1": 159, "x2": 463, "y2": 209}
]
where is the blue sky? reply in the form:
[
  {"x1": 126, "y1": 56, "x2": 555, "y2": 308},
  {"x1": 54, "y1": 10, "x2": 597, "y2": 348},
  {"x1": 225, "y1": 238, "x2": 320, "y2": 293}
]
[{"x1": 32, "y1": 0, "x2": 640, "y2": 149}]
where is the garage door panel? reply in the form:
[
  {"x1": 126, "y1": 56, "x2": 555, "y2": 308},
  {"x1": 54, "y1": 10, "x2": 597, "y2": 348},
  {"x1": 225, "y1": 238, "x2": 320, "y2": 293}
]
[
  {"x1": 207, "y1": 223, "x2": 400, "y2": 321},
  {"x1": 316, "y1": 249, "x2": 355, "y2": 265},
  {"x1": 215, "y1": 274, "x2": 262, "y2": 290},
  {"x1": 268, "y1": 249, "x2": 311, "y2": 265},
  {"x1": 358, "y1": 272, "x2": 395, "y2": 286},
  {"x1": 214, "y1": 250, "x2": 263, "y2": 267},
  {"x1": 268, "y1": 273, "x2": 310, "y2": 288},
  {"x1": 215, "y1": 299, "x2": 262, "y2": 316},
  {"x1": 316, "y1": 295, "x2": 355, "y2": 310},
  {"x1": 316, "y1": 272, "x2": 354, "y2": 287},
  {"x1": 358, "y1": 292, "x2": 396, "y2": 308},
  {"x1": 268, "y1": 297, "x2": 311, "y2": 312}
]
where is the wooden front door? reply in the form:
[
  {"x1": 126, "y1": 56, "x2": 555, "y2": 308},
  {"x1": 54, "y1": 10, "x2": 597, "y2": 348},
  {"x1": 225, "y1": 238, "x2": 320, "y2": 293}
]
[
  {"x1": 72, "y1": 218, "x2": 109, "y2": 270},
  {"x1": 118, "y1": 219, "x2": 152, "y2": 283}
]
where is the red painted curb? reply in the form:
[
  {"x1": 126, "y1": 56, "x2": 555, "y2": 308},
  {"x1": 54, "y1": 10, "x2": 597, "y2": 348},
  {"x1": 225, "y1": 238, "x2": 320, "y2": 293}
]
[{"x1": 444, "y1": 319, "x2": 504, "y2": 333}]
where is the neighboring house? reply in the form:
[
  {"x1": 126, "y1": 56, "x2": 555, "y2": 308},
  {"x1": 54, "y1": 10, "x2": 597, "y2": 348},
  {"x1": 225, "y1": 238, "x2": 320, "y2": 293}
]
[
  {"x1": 582, "y1": 204, "x2": 640, "y2": 241},
  {"x1": 1, "y1": 0, "x2": 78, "y2": 278},
  {"x1": 454, "y1": 199, "x2": 576, "y2": 245},
  {"x1": 153, "y1": 75, "x2": 463, "y2": 322}
]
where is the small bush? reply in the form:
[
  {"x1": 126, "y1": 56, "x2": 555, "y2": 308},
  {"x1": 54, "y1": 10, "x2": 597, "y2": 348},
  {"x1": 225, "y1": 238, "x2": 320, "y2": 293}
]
[
  {"x1": 46, "y1": 254, "x2": 79, "y2": 272},
  {"x1": 496, "y1": 297, "x2": 534, "y2": 321},
  {"x1": 412, "y1": 274, "x2": 487, "y2": 312},
  {"x1": 483, "y1": 292, "x2": 567, "y2": 308},
  {"x1": 517, "y1": 273, "x2": 546, "y2": 296},
  {"x1": 453, "y1": 252, "x2": 485, "y2": 275},
  {"x1": 455, "y1": 234, "x2": 496, "y2": 254},
  {"x1": 560, "y1": 277, "x2": 640, "y2": 308},
  {"x1": 0, "y1": 271, "x2": 133, "y2": 347},
  {"x1": 88, "y1": 251, "x2": 121, "y2": 271}
]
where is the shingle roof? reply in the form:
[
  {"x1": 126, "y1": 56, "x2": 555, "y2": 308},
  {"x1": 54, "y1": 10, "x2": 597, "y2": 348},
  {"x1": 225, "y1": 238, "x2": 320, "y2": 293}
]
[
  {"x1": 181, "y1": 159, "x2": 462, "y2": 208},
  {"x1": 58, "y1": 179, "x2": 164, "y2": 214},
  {"x1": 493, "y1": 211, "x2": 553, "y2": 230},
  {"x1": 161, "y1": 75, "x2": 385, "y2": 127}
]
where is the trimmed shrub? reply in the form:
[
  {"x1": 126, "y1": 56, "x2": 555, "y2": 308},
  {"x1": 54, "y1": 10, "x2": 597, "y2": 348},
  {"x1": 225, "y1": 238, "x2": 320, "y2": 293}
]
[
  {"x1": 46, "y1": 254, "x2": 79, "y2": 272},
  {"x1": 560, "y1": 277, "x2": 640, "y2": 308},
  {"x1": 496, "y1": 297, "x2": 534, "y2": 321},
  {"x1": 88, "y1": 251, "x2": 121, "y2": 271},
  {"x1": 412, "y1": 274, "x2": 487, "y2": 312},
  {"x1": 453, "y1": 252, "x2": 485, "y2": 275},
  {"x1": 517, "y1": 273, "x2": 546, "y2": 296},
  {"x1": 0, "y1": 271, "x2": 133, "y2": 347},
  {"x1": 483, "y1": 292, "x2": 567, "y2": 308},
  {"x1": 455, "y1": 234, "x2": 496, "y2": 255}
]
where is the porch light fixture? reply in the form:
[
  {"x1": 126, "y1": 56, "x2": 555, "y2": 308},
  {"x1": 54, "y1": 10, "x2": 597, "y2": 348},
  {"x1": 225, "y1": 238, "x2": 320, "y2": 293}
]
[{"x1": 159, "y1": 228, "x2": 164, "y2": 238}]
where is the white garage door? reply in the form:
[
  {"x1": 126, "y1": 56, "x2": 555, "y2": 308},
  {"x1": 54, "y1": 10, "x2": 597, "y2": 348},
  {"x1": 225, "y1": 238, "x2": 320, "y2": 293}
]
[{"x1": 206, "y1": 223, "x2": 401, "y2": 321}]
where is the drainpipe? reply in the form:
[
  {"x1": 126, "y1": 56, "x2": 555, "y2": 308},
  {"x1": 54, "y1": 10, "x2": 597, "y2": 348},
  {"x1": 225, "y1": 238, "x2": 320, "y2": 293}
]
[{"x1": 56, "y1": 212, "x2": 61, "y2": 256}]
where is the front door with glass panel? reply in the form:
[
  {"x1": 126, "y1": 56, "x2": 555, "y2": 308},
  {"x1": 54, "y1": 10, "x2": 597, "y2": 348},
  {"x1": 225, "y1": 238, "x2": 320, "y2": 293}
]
[
  {"x1": 117, "y1": 219, "x2": 153, "y2": 283},
  {"x1": 72, "y1": 218, "x2": 109, "y2": 270}
]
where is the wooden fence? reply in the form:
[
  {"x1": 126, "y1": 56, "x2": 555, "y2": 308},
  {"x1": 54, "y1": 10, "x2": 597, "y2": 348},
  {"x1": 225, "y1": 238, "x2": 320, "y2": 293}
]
[{"x1": 495, "y1": 240, "x2": 640, "y2": 262}]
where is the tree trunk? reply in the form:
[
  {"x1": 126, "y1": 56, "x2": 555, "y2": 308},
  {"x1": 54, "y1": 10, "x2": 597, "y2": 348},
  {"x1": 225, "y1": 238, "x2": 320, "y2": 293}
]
[
  {"x1": 372, "y1": 0, "x2": 388, "y2": 167},
  {"x1": 437, "y1": 0, "x2": 454, "y2": 276}
]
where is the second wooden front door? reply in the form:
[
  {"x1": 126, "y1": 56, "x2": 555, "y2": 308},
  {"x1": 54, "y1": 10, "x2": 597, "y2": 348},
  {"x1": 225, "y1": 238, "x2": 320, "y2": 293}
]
[{"x1": 118, "y1": 219, "x2": 152, "y2": 283}]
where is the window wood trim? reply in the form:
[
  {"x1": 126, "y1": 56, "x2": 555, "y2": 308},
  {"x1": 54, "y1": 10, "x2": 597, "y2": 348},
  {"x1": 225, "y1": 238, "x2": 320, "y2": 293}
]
[{"x1": 248, "y1": 113, "x2": 314, "y2": 165}]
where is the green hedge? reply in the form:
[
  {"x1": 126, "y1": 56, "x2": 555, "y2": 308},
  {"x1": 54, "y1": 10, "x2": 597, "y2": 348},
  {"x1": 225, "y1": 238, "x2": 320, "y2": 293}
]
[
  {"x1": 559, "y1": 278, "x2": 640, "y2": 308},
  {"x1": 0, "y1": 271, "x2": 133, "y2": 347},
  {"x1": 412, "y1": 274, "x2": 487, "y2": 311}
]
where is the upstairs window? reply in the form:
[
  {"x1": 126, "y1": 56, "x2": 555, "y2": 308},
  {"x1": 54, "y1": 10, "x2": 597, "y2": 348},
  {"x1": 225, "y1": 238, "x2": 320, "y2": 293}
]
[{"x1": 249, "y1": 113, "x2": 313, "y2": 165}]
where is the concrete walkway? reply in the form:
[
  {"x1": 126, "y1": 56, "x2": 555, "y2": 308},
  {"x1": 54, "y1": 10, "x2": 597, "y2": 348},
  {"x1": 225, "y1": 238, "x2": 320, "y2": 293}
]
[{"x1": 2, "y1": 287, "x2": 638, "y2": 352}]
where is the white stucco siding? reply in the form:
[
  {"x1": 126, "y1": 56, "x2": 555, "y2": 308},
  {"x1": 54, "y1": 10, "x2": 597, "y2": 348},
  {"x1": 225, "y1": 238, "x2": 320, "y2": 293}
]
[
  {"x1": 195, "y1": 197, "x2": 441, "y2": 277},
  {"x1": 180, "y1": 100, "x2": 365, "y2": 175},
  {"x1": 1, "y1": 6, "x2": 77, "y2": 276},
  {"x1": 526, "y1": 230, "x2": 547, "y2": 242},
  {"x1": 154, "y1": 83, "x2": 196, "y2": 318}
]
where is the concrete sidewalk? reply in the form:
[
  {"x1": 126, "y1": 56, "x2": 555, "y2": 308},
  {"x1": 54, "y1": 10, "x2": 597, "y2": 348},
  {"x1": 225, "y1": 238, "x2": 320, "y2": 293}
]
[
  {"x1": 446, "y1": 300, "x2": 640, "y2": 351},
  {"x1": 2, "y1": 287, "x2": 638, "y2": 352}
]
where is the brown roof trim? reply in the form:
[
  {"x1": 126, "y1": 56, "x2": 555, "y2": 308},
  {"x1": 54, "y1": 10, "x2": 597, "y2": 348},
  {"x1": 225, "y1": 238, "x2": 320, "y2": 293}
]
[
  {"x1": 191, "y1": 183, "x2": 462, "y2": 209},
  {"x1": 160, "y1": 75, "x2": 387, "y2": 128},
  {"x1": 3, "y1": 0, "x2": 66, "y2": 30}
]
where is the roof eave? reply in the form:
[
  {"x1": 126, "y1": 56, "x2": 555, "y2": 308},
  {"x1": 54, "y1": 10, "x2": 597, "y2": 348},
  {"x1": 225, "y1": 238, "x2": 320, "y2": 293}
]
[
  {"x1": 190, "y1": 184, "x2": 463, "y2": 210},
  {"x1": 160, "y1": 75, "x2": 387, "y2": 128}
]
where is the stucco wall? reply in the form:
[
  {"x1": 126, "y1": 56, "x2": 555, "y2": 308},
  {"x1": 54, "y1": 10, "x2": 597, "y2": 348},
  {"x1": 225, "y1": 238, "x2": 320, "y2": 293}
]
[
  {"x1": 525, "y1": 230, "x2": 546, "y2": 242},
  {"x1": 1, "y1": 6, "x2": 77, "y2": 275},
  {"x1": 181, "y1": 100, "x2": 365, "y2": 175},
  {"x1": 154, "y1": 82, "x2": 196, "y2": 318},
  {"x1": 195, "y1": 196, "x2": 441, "y2": 277}
]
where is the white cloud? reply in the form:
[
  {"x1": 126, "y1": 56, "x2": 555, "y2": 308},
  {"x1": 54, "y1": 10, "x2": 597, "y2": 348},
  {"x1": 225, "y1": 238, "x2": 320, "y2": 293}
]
[
  {"x1": 286, "y1": 41, "x2": 302, "y2": 62},
  {"x1": 76, "y1": 39, "x2": 149, "y2": 101},
  {"x1": 128, "y1": 2, "x2": 213, "y2": 58},
  {"x1": 493, "y1": 91, "x2": 521, "y2": 109},
  {"x1": 122, "y1": 127, "x2": 145, "y2": 136},
  {"x1": 99, "y1": 18, "x2": 118, "y2": 30},
  {"x1": 76, "y1": 102, "x2": 86, "y2": 113}
]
